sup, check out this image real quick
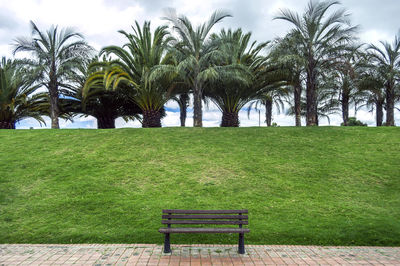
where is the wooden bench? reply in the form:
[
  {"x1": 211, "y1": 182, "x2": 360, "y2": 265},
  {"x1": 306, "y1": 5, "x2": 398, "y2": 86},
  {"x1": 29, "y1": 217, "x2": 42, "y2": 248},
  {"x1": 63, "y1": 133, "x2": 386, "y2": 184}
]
[{"x1": 159, "y1": 209, "x2": 249, "y2": 254}]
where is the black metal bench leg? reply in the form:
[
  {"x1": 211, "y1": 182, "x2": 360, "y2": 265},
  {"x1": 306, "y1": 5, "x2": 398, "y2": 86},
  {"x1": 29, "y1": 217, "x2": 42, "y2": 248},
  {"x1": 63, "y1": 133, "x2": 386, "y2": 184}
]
[
  {"x1": 238, "y1": 233, "x2": 245, "y2": 254},
  {"x1": 164, "y1": 233, "x2": 171, "y2": 253}
]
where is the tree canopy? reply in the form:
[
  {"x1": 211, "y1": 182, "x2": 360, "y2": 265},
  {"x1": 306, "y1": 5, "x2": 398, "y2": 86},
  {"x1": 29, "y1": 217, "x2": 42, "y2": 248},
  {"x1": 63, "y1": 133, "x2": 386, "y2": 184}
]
[{"x1": 2, "y1": 1, "x2": 399, "y2": 129}]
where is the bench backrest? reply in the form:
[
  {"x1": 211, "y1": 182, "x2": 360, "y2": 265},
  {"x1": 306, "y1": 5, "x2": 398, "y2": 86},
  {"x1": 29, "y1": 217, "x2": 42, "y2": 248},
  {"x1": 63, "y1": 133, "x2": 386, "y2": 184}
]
[{"x1": 162, "y1": 209, "x2": 248, "y2": 226}]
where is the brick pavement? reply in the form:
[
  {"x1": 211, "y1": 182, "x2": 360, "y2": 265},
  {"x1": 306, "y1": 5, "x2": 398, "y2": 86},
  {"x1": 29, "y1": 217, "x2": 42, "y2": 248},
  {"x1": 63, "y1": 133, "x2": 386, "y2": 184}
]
[{"x1": 0, "y1": 244, "x2": 399, "y2": 265}]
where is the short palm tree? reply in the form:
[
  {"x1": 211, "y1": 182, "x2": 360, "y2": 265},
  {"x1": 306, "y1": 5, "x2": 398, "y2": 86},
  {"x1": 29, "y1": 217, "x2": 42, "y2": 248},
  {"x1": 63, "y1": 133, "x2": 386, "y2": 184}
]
[
  {"x1": 248, "y1": 47, "x2": 290, "y2": 127},
  {"x1": 275, "y1": 0, "x2": 357, "y2": 126},
  {"x1": 249, "y1": 86, "x2": 288, "y2": 127},
  {"x1": 357, "y1": 68, "x2": 386, "y2": 126},
  {"x1": 170, "y1": 92, "x2": 190, "y2": 127},
  {"x1": 159, "y1": 9, "x2": 232, "y2": 127},
  {"x1": 368, "y1": 32, "x2": 400, "y2": 126},
  {"x1": 65, "y1": 57, "x2": 142, "y2": 128},
  {"x1": 287, "y1": 84, "x2": 340, "y2": 125},
  {"x1": 205, "y1": 28, "x2": 267, "y2": 127},
  {"x1": 87, "y1": 21, "x2": 173, "y2": 127},
  {"x1": 0, "y1": 57, "x2": 45, "y2": 129},
  {"x1": 332, "y1": 45, "x2": 368, "y2": 125},
  {"x1": 317, "y1": 75, "x2": 342, "y2": 124},
  {"x1": 13, "y1": 21, "x2": 93, "y2": 128}
]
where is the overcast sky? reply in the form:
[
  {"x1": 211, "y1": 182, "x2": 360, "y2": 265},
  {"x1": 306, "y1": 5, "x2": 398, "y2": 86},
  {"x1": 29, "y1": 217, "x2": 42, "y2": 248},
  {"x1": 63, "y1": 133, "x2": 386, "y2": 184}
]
[{"x1": 1, "y1": 0, "x2": 399, "y2": 128}]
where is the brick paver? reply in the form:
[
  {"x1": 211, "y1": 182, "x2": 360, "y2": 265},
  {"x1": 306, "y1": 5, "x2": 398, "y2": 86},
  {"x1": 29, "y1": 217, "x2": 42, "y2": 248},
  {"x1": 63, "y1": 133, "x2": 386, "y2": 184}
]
[{"x1": 0, "y1": 244, "x2": 399, "y2": 265}]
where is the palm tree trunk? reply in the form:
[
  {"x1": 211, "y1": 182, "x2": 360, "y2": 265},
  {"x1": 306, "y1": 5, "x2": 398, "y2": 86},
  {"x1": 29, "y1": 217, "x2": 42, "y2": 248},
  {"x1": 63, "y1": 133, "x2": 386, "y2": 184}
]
[
  {"x1": 193, "y1": 82, "x2": 203, "y2": 127},
  {"x1": 97, "y1": 115, "x2": 116, "y2": 129},
  {"x1": 142, "y1": 109, "x2": 162, "y2": 128},
  {"x1": 376, "y1": 100, "x2": 384, "y2": 127},
  {"x1": 221, "y1": 111, "x2": 239, "y2": 127},
  {"x1": 341, "y1": 89, "x2": 350, "y2": 126},
  {"x1": 180, "y1": 107, "x2": 187, "y2": 127},
  {"x1": 306, "y1": 63, "x2": 318, "y2": 126},
  {"x1": 294, "y1": 82, "x2": 302, "y2": 127},
  {"x1": 385, "y1": 83, "x2": 395, "y2": 126},
  {"x1": 49, "y1": 90, "x2": 60, "y2": 129},
  {"x1": 0, "y1": 121, "x2": 15, "y2": 129},
  {"x1": 49, "y1": 68, "x2": 60, "y2": 129},
  {"x1": 179, "y1": 93, "x2": 189, "y2": 127},
  {"x1": 265, "y1": 99, "x2": 273, "y2": 127}
]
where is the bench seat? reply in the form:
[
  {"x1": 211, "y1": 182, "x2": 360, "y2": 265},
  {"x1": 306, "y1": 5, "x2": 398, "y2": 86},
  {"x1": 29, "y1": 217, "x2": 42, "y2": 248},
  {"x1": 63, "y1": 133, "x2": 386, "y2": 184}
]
[{"x1": 159, "y1": 227, "x2": 250, "y2": 234}]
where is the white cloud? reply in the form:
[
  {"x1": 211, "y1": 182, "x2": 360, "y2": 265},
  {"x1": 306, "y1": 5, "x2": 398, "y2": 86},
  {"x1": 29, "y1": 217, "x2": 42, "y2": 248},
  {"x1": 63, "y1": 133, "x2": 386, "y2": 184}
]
[
  {"x1": 0, "y1": 44, "x2": 11, "y2": 57},
  {"x1": 360, "y1": 30, "x2": 393, "y2": 46},
  {"x1": 74, "y1": 116, "x2": 96, "y2": 122},
  {"x1": 165, "y1": 100, "x2": 180, "y2": 110},
  {"x1": 115, "y1": 117, "x2": 142, "y2": 128},
  {"x1": 162, "y1": 111, "x2": 181, "y2": 127},
  {"x1": 267, "y1": 0, "x2": 299, "y2": 16}
]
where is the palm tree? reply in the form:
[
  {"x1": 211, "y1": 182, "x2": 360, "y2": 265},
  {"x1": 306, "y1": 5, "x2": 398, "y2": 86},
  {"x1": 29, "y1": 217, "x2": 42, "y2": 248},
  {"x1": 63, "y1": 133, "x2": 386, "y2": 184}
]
[
  {"x1": 160, "y1": 9, "x2": 232, "y2": 127},
  {"x1": 316, "y1": 76, "x2": 341, "y2": 125},
  {"x1": 0, "y1": 57, "x2": 45, "y2": 129},
  {"x1": 331, "y1": 45, "x2": 368, "y2": 125},
  {"x1": 205, "y1": 28, "x2": 267, "y2": 127},
  {"x1": 249, "y1": 86, "x2": 288, "y2": 127},
  {"x1": 170, "y1": 93, "x2": 189, "y2": 127},
  {"x1": 167, "y1": 73, "x2": 191, "y2": 127},
  {"x1": 248, "y1": 46, "x2": 290, "y2": 127},
  {"x1": 89, "y1": 21, "x2": 173, "y2": 128},
  {"x1": 368, "y1": 32, "x2": 400, "y2": 126},
  {"x1": 65, "y1": 57, "x2": 142, "y2": 129},
  {"x1": 275, "y1": 0, "x2": 357, "y2": 126},
  {"x1": 287, "y1": 84, "x2": 340, "y2": 125},
  {"x1": 13, "y1": 21, "x2": 92, "y2": 128},
  {"x1": 270, "y1": 32, "x2": 305, "y2": 126},
  {"x1": 357, "y1": 69, "x2": 386, "y2": 126}
]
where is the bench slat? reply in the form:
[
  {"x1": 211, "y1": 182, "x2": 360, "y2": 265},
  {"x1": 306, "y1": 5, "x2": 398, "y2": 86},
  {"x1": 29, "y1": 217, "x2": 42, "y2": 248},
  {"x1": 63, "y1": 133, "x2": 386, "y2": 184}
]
[
  {"x1": 162, "y1": 220, "x2": 248, "y2": 225},
  {"x1": 162, "y1": 215, "x2": 248, "y2": 220},
  {"x1": 162, "y1": 209, "x2": 248, "y2": 214},
  {"x1": 159, "y1": 228, "x2": 250, "y2": 234}
]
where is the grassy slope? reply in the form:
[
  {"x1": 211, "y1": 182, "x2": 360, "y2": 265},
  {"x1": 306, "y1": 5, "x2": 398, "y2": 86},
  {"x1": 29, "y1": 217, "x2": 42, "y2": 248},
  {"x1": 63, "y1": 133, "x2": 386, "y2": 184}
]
[{"x1": 0, "y1": 127, "x2": 399, "y2": 246}]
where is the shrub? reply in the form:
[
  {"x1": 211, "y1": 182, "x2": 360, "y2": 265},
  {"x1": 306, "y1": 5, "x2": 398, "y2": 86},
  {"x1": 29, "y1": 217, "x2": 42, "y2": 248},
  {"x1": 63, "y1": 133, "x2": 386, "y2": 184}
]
[{"x1": 342, "y1": 117, "x2": 367, "y2": 126}]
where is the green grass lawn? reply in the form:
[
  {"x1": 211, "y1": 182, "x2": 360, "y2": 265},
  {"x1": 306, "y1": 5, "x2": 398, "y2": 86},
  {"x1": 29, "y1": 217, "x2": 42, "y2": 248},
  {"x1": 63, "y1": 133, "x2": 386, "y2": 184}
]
[{"x1": 0, "y1": 127, "x2": 399, "y2": 246}]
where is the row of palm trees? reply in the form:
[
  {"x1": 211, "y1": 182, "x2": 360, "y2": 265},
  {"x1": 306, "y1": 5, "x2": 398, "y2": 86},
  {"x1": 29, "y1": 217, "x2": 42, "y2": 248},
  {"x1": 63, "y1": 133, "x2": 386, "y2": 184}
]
[{"x1": 1, "y1": 0, "x2": 399, "y2": 129}]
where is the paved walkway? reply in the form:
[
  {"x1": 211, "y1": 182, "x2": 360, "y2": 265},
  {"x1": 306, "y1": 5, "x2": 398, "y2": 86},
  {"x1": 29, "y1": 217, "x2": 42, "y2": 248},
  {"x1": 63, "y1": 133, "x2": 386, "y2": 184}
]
[{"x1": 0, "y1": 244, "x2": 399, "y2": 265}]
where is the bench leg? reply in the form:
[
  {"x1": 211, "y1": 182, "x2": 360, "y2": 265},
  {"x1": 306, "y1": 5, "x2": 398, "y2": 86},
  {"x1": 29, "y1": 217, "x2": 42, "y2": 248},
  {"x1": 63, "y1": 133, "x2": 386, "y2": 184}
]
[
  {"x1": 164, "y1": 233, "x2": 171, "y2": 253},
  {"x1": 238, "y1": 233, "x2": 245, "y2": 254}
]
